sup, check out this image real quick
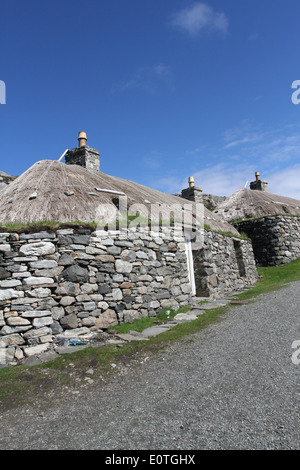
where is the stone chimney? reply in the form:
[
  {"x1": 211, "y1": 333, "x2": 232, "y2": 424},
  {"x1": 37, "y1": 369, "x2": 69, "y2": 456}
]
[
  {"x1": 250, "y1": 171, "x2": 268, "y2": 192},
  {"x1": 181, "y1": 176, "x2": 203, "y2": 203},
  {"x1": 65, "y1": 131, "x2": 100, "y2": 172}
]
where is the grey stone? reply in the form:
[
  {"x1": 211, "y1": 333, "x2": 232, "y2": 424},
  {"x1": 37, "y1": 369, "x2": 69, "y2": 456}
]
[
  {"x1": 101, "y1": 238, "x2": 114, "y2": 246},
  {"x1": 0, "y1": 325, "x2": 32, "y2": 335},
  {"x1": 60, "y1": 314, "x2": 78, "y2": 329},
  {"x1": 173, "y1": 312, "x2": 198, "y2": 322},
  {"x1": 32, "y1": 317, "x2": 53, "y2": 328},
  {"x1": 0, "y1": 333, "x2": 25, "y2": 347},
  {"x1": 22, "y1": 310, "x2": 51, "y2": 318},
  {"x1": 6, "y1": 316, "x2": 31, "y2": 326},
  {"x1": 111, "y1": 288, "x2": 123, "y2": 301},
  {"x1": 80, "y1": 283, "x2": 98, "y2": 294},
  {"x1": 122, "y1": 310, "x2": 142, "y2": 323},
  {"x1": 0, "y1": 289, "x2": 25, "y2": 301},
  {"x1": 29, "y1": 260, "x2": 58, "y2": 269},
  {"x1": 121, "y1": 250, "x2": 137, "y2": 262},
  {"x1": 61, "y1": 265, "x2": 89, "y2": 283},
  {"x1": 20, "y1": 232, "x2": 55, "y2": 240},
  {"x1": 60, "y1": 296, "x2": 75, "y2": 306},
  {"x1": 58, "y1": 253, "x2": 75, "y2": 266},
  {"x1": 95, "y1": 309, "x2": 118, "y2": 329},
  {"x1": 0, "y1": 267, "x2": 10, "y2": 279},
  {"x1": 0, "y1": 279, "x2": 22, "y2": 288},
  {"x1": 71, "y1": 235, "x2": 90, "y2": 245},
  {"x1": 19, "y1": 242, "x2": 56, "y2": 256},
  {"x1": 28, "y1": 287, "x2": 52, "y2": 298},
  {"x1": 115, "y1": 259, "x2": 133, "y2": 273},
  {"x1": 82, "y1": 316, "x2": 96, "y2": 327},
  {"x1": 55, "y1": 282, "x2": 80, "y2": 296},
  {"x1": 23, "y1": 327, "x2": 51, "y2": 339},
  {"x1": 0, "y1": 244, "x2": 11, "y2": 253},
  {"x1": 0, "y1": 348, "x2": 15, "y2": 364},
  {"x1": 98, "y1": 284, "x2": 112, "y2": 295},
  {"x1": 56, "y1": 327, "x2": 89, "y2": 338},
  {"x1": 85, "y1": 246, "x2": 105, "y2": 255},
  {"x1": 50, "y1": 320, "x2": 64, "y2": 334},
  {"x1": 83, "y1": 302, "x2": 96, "y2": 311},
  {"x1": 23, "y1": 343, "x2": 50, "y2": 357},
  {"x1": 141, "y1": 324, "x2": 173, "y2": 337},
  {"x1": 51, "y1": 307, "x2": 65, "y2": 320},
  {"x1": 23, "y1": 277, "x2": 54, "y2": 286},
  {"x1": 136, "y1": 250, "x2": 149, "y2": 259},
  {"x1": 98, "y1": 301, "x2": 109, "y2": 311}
]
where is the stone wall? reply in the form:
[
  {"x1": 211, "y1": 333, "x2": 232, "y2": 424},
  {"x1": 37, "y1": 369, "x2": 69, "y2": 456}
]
[
  {"x1": 0, "y1": 225, "x2": 259, "y2": 365},
  {"x1": 235, "y1": 215, "x2": 300, "y2": 266},
  {"x1": 192, "y1": 231, "x2": 258, "y2": 297},
  {"x1": 0, "y1": 226, "x2": 192, "y2": 365}
]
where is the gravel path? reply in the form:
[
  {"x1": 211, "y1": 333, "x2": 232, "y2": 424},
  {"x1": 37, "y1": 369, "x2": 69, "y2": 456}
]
[{"x1": 1, "y1": 281, "x2": 300, "y2": 450}]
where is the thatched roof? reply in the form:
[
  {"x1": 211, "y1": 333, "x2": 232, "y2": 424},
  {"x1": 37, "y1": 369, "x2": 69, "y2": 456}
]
[
  {"x1": 0, "y1": 159, "x2": 239, "y2": 234},
  {"x1": 0, "y1": 170, "x2": 17, "y2": 190},
  {"x1": 214, "y1": 188, "x2": 300, "y2": 223}
]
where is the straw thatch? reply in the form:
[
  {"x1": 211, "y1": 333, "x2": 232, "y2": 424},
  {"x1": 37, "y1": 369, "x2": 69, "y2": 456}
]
[
  {"x1": 0, "y1": 159, "x2": 239, "y2": 234},
  {"x1": 214, "y1": 188, "x2": 300, "y2": 223}
]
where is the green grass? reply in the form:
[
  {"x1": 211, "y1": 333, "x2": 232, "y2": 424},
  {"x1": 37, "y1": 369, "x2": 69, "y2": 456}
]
[
  {"x1": 203, "y1": 224, "x2": 250, "y2": 240},
  {"x1": 109, "y1": 306, "x2": 191, "y2": 334},
  {"x1": 236, "y1": 257, "x2": 300, "y2": 300},
  {"x1": 232, "y1": 213, "x2": 300, "y2": 225},
  {"x1": 0, "y1": 220, "x2": 98, "y2": 233},
  {"x1": 1, "y1": 258, "x2": 300, "y2": 412}
]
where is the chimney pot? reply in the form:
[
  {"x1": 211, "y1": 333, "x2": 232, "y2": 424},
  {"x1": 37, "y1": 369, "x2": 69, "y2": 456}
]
[
  {"x1": 188, "y1": 176, "x2": 195, "y2": 188},
  {"x1": 78, "y1": 131, "x2": 87, "y2": 147},
  {"x1": 255, "y1": 171, "x2": 260, "y2": 181}
]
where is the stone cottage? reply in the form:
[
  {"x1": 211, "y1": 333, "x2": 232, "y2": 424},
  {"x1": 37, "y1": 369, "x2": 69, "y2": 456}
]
[
  {"x1": 214, "y1": 172, "x2": 300, "y2": 266},
  {"x1": 0, "y1": 133, "x2": 258, "y2": 364}
]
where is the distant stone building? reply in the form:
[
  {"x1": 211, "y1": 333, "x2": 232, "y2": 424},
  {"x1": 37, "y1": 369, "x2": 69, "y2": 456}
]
[
  {"x1": 0, "y1": 171, "x2": 16, "y2": 190},
  {"x1": 214, "y1": 172, "x2": 300, "y2": 266}
]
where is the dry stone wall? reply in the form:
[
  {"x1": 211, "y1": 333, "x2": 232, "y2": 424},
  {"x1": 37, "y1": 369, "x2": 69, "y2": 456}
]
[
  {"x1": 235, "y1": 215, "x2": 300, "y2": 266},
  {"x1": 192, "y1": 231, "x2": 258, "y2": 297},
  {"x1": 0, "y1": 225, "x2": 258, "y2": 366},
  {"x1": 0, "y1": 226, "x2": 192, "y2": 365}
]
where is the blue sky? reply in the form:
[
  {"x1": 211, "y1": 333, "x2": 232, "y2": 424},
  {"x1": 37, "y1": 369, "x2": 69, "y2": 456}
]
[{"x1": 1, "y1": 0, "x2": 300, "y2": 198}]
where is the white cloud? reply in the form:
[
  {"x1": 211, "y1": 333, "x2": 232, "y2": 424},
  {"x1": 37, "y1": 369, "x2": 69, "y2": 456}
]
[
  {"x1": 187, "y1": 163, "x2": 253, "y2": 196},
  {"x1": 112, "y1": 63, "x2": 174, "y2": 94},
  {"x1": 154, "y1": 163, "x2": 249, "y2": 196},
  {"x1": 151, "y1": 120, "x2": 300, "y2": 201},
  {"x1": 268, "y1": 165, "x2": 300, "y2": 200},
  {"x1": 170, "y1": 2, "x2": 228, "y2": 36},
  {"x1": 155, "y1": 163, "x2": 300, "y2": 201}
]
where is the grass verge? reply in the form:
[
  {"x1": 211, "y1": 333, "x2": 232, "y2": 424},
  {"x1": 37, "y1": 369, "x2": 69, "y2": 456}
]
[
  {"x1": 236, "y1": 257, "x2": 300, "y2": 300},
  {"x1": 1, "y1": 258, "x2": 300, "y2": 412}
]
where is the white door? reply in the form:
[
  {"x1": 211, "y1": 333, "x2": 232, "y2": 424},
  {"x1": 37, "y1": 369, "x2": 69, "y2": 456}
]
[{"x1": 185, "y1": 236, "x2": 196, "y2": 296}]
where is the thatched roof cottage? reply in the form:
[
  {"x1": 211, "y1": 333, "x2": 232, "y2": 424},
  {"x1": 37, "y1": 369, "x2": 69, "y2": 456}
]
[
  {"x1": 214, "y1": 172, "x2": 300, "y2": 266},
  {"x1": 0, "y1": 133, "x2": 258, "y2": 364}
]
